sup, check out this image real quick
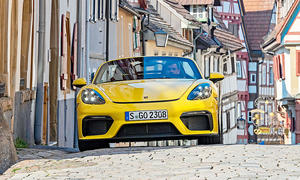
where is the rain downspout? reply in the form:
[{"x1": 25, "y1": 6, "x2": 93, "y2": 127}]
[
  {"x1": 141, "y1": 14, "x2": 147, "y2": 56},
  {"x1": 193, "y1": 27, "x2": 203, "y2": 61},
  {"x1": 34, "y1": 0, "x2": 45, "y2": 145},
  {"x1": 86, "y1": 1, "x2": 90, "y2": 82},
  {"x1": 105, "y1": 0, "x2": 109, "y2": 61}
]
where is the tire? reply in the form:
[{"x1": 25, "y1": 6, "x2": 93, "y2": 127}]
[{"x1": 78, "y1": 140, "x2": 109, "y2": 151}]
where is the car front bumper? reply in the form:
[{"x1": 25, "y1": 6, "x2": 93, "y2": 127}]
[{"x1": 77, "y1": 97, "x2": 219, "y2": 141}]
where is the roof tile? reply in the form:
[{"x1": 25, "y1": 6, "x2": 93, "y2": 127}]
[{"x1": 242, "y1": 0, "x2": 275, "y2": 50}]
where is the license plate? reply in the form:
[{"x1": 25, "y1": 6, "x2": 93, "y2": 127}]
[{"x1": 125, "y1": 110, "x2": 168, "y2": 121}]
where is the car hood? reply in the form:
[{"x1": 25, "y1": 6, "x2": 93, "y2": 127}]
[{"x1": 96, "y1": 79, "x2": 196, "y2": 103}]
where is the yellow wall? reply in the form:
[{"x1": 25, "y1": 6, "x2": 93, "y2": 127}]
[
  {"x1": 117, "y1": 8, "x2": 140, "y2": 58},
  {"x1": 145, "y1": 40, "x2": 184, "y2": 56},
  {"x1": 287, "y1": 46, "x2": 299, "y2": 96},
  {"x1": 0, "y1": 0, "x2": 9, "y2": 88}
]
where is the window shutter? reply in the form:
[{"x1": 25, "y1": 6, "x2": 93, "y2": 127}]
[
  {"x1": 296, "y1": 50, "x2": 300, "y2": 76},
  {"x1": 278, "y1": 55, "x2": 283, "y2": 79},
  {"x1": 71, "y1": 23, "x2": 78, "y2": 90},
  {"x1": 60, "y1": 14, "x2": 68, "y2": 90},
  {"x1": 281, "y1": 54, "x2": 285, "y2": 79},
  {"x1": 273, "y1": 56, "x2": 278, "y2": 81}
]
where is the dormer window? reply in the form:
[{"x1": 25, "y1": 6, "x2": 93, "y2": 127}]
[{"x1": 190, "y1": 5, "x2": 208, "y2": 22}]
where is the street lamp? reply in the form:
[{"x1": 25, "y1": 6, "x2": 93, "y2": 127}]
[{"x1": 154, "y1": 29, "x2": 168, "y2": 47}]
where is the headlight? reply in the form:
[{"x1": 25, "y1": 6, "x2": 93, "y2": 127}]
[
  {"x1": 81, "y1": 89, "x2": 105, "y2": 104},
  {"x1": 187, "y1": 83, "x2": 212, "y2": 100}
]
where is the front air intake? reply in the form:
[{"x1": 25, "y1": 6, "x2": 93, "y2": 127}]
[
  {"x1": 82, "y1": 116, "x2": 113, "y2": 136},
  {"x1": 180, "y1": 111, "x2": 213, "y2": 131}
]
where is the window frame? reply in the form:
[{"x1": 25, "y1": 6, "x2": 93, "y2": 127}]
[
  {"x1": 236, "y1": 60, "x2": 242, "y2": 78},
  {"x1": 269, "y1": 66, "x2": 274, "y2": 85},
  {"x1": 250, "y1": 73, "x2": 256, "y2": 84}
]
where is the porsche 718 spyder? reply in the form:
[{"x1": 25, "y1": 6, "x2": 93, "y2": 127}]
[{"x1": 73, "y1": 56, "x2": 224, "y2": 151}]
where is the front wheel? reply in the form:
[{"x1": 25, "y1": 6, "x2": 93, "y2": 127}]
[{"x1": 78, "y1": 140, "x2": 110, "y2": 151}]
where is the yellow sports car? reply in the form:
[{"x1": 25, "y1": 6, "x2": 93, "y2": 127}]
[{"x1": 73, "y1": 56, "x2": 224, "y2": 151}]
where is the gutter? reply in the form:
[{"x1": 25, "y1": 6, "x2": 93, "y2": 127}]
[
  {"x1": 120, "y1": 6, "x2": 140, "y2": 16},
  {"x1": 34, "y1": 0, "x2": 46, "y2": 145}
]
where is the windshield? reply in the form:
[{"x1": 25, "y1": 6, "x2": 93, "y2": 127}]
[{"x1": 93, "y1": 56, "x2": 202, "y2": 84}]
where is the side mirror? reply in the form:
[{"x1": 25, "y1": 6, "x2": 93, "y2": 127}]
[
  {"x1": 72, "y1": 78, "x2": 87, "y2": 88},
  {"x1": 209, "y1": 73, "x2": 224, "y2": 83}
]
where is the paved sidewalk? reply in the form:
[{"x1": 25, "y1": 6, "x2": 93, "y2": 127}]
[{"x1": 1, "y1": 144, "x2": 300, "y2": 179}]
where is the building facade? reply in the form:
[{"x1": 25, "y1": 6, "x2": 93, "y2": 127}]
[
  {"x1": 262, "y1": 0, "x2": 300, "y2": 144},
  {"x1": 217, "y1": 0, "x2": 250, "y2": 144},
  {"x1": 238, "y1": 0, "x2": 276, "y2": 143}
]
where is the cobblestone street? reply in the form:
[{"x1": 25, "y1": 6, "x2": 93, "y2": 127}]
[{"x1": 2, "y1": 144, "x2": 300, "y2": 179}]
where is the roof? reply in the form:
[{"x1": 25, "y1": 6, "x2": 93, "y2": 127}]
[
  {"x1": 243, "y1": 0, "x2": 274, "y2": 12},
  {"x1": 146, "y1": 5, "x2": 193, "y2": 47},
  {"x1": 198, "y1": 12, "x2": 244, "y2": 51},
  {"x1": 194, "y1": 29, "x2": 219, "y2": 49},
  {"x1": 262, "y1": 0, "x2": 300, "y2": 50},
  {"x1": 163, "y1": 0, "x2": 200, "y2": 25},
  {"x1": 214, "y1": 28, "x2": 244, "y2": 52},
  {"x1": 213, "y1": 10, "x2": 228, "y2": 31},
  {"x1": 119, "y1": 0, "x2": 140, "y2": 16},
  {"x1": 241, "y1": 0, "x2": 275, "y2": 51},
  {"x1": 178, "y1": 0, "x2": 220, "y2": 6}
]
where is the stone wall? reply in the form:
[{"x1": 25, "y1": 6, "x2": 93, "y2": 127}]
[
  {"x1": 13, "y1": 90, "x2": 35, "y2": 146},
  {"x1": 0, "y1": 102, "x2": 17, "y2": 174}
]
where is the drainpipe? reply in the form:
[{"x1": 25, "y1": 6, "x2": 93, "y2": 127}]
[
  {"x1": 105, "y1": 0, "x2": 109, "y2": 61},
  {"x1": 141, "y1": 15, "x2": 147, "y2": 56},
  {"x1": 34, "y1": 0, "x2": 45, "y2": 145},
  {"x1": 74, "y1": 0, "x2": 80, "y2": 149},
  {"x1": 193, "y1": 28, "x2": 203, "y2": 61},
  {"x1": 202, "y1": 48, "x2": 213, "y2": 78},
  {"x1": 217, "y1": 50, "x2": 231, "y2": 144},
  {"x1": 85, "y1": 1, "x2": 90, "y2": 82}
]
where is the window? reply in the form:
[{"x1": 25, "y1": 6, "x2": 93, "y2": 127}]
[
  {"x1": 262, "y1": 65, "x2": 266, "y2": 85},
  {"x1": 223, "y1": 62, "x2": 227, "y2": 74},
  {"x1": 133, "y1": 16, "x2": 139, "y2": 50},
  {"x1": 190, "y1": 5, "x2": 207, "y2": 22},
  {"x1": 231, "y1": 57, "x2": 235, "y2": 73},
  {"x1": 270, "y1": 67, "x2": 274, "y2": 85},
  {"x1": 237, "y1": 118, "x2": 245, "y2": 129},
  {"x1": 228, "y1": 23, "x2": 239, "y2": 37},
  {"x1": 182, "y1": 62, "x2": 195, "y2": 78},
  {"x1": 205, "y1": 57, "x2": 210, "y2": 78},
  {"x1": 237, "y1": 102, "x2": 241, "y2": 118},
  {"x1": 89, "y1": 0, "x2": 117, "y2": 22},
  {"x1": 226, "y1": 111, "x2": 230, "y2": 131},
  {"x1": 236, "y1": 61, "x2": 242, "y2": 78},
  {"x1": 250, "y1": 73, "x2": 256, "y2": 83},
  {"x1": 248, "y1": 111, "x2": 252, "y2": 123},
  {"x1": 128, "y1": 24, "x2": 133, "y2": 57},
  {"x1": 213, "y1": 58, "x2": 219, "y2": 72},
  {"x1": 94, "y1": 57, "x2": 203, "y2": 83},
  {"x1": 110, "y1": 0, "x2": 119, "y2": 21}
]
